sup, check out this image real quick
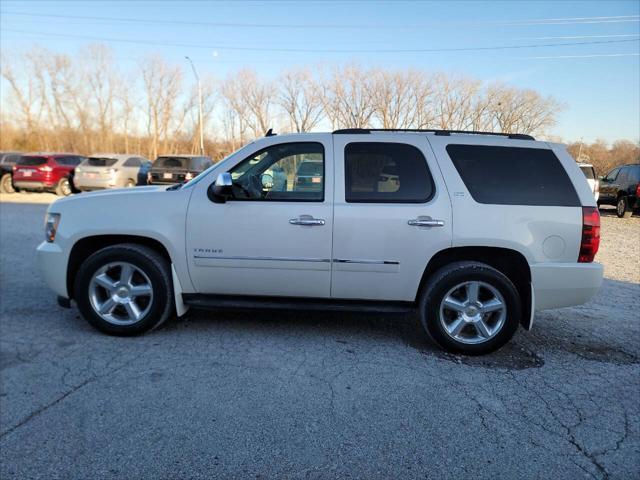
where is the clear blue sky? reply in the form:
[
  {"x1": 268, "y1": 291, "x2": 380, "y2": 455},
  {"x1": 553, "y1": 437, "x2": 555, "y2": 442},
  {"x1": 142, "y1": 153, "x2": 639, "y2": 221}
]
[{"x1": 1, "y1": 0, "x2": 639, "y2": 142}]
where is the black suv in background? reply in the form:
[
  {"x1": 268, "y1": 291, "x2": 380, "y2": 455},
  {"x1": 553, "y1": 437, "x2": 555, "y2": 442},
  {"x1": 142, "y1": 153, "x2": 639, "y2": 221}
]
[
  {"x1": 598, "y1": 163, "x2": 640, "y2": 218},
  {"x1": 0, "y1": 152, "x2": 22, "y2": 193},
  {"x1": 147, "y1": 155, "x2": 213, "y2": 185}
]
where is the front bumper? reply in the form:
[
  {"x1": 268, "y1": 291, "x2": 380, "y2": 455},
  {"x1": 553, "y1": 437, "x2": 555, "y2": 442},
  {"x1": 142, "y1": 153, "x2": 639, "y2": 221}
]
[
  {"x1": 36, "y1": 241, "x2": 69, "y2": 298},
  {"x1": 531, "y1": 262, "x2": 603, "y2": 310}
]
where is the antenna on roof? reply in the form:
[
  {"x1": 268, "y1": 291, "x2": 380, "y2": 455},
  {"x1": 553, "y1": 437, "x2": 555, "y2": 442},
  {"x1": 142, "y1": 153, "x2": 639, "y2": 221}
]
[{"x1": 265, "y1": 128, "x2": 276, "y2": 137}]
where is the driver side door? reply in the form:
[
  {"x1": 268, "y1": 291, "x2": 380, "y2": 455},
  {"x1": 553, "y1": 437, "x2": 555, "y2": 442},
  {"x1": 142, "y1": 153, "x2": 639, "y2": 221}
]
[{"x1": 185, "y1": 136, "x2": 334, "y2": 298}]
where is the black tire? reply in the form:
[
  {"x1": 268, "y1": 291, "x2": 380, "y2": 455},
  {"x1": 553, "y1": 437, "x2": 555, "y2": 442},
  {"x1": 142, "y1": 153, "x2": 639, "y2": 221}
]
[
  {"x1": 74, "y1": 243, "x2": 174, "y2": 336},
  {"x1": 419, "y1": 261, "x2": 521, "y2": 355},
  {"x1": 55, "y1": 177, "x2": 72, "y2": 196},
  {"x1": 0, "y1": 173, "x2": 15, "y2": 194},
  {"x1": 616, "y1": 196, "x2": 632, "y2": 218}
]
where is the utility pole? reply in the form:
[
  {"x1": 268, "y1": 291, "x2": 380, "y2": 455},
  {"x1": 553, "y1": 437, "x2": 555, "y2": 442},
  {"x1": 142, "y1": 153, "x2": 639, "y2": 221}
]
[
  {"x1": 185, "y1": 56, "x2": 205, "y2": 155},
  {"x1": 577, "y1": 137, "x2": 584, "y2": 162}
]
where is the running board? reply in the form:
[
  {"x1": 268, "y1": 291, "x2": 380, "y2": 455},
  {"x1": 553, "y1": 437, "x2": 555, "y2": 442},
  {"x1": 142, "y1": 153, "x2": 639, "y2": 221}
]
[{"x1": 182, "y1": 294, "x2": 415, "y2": 314}]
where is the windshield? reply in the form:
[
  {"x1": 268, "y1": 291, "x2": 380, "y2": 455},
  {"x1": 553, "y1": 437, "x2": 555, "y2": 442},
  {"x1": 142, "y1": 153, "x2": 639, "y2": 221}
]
[
  {"x1": 18, "y1": 156, "x2": 47, "y2": 166},
  {"x1": 297, "y1": 161, "x2": 323, "y2": 176},
  {"x1": 85, "y1": 157, "x2": 118, "y2": 167}
]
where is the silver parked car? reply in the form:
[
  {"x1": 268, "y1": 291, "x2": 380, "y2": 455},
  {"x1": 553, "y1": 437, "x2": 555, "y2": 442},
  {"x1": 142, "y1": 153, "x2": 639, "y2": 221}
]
[{"x1": 74, "y1": 154, "x2": 149, "y2": 191}]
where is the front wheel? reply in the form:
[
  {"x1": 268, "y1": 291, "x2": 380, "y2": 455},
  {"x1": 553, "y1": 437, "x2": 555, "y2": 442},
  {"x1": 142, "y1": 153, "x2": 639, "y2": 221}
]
[
  {"x1": 616, "y1": 196, "x2": 632, "y2": 218},
  {"x1": 419, "y1": 262, "x2": 521, "y2": 355},
  {"x1": 0, "y1": 173, "x2": 15, "y2": 194},
  {"x1": 74, "y1": 244, "x2": 174, "y2": 335}
]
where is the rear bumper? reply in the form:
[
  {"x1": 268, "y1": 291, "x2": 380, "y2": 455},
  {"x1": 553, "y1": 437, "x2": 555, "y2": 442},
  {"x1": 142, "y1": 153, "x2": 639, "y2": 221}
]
[
  {"x1": 13, "y1": 180, "x2": 55, "y2": 190},
  {"x1": 74, "y1": 177, "x2": 115, "y2": 190},
  {"x1": 36, "y1": 241, "x2": 69, "y2": 298},
  {"x1": 531, "y1": 262, "x2": 603, "y2": 310}
]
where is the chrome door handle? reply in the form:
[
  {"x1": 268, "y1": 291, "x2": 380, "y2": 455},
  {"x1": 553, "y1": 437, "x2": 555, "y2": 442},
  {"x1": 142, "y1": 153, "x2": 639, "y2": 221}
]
[
  {"x1": 408, "y1": 217, "x2": 445, "y2": 227},
  {"x1": 289, "y1": 215, "x2": 325, "y2": 226}
]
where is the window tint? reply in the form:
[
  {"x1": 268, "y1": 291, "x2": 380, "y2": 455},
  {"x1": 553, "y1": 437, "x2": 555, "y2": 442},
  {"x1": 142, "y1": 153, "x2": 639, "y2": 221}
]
[
  {"x1": 18, "y1": 156, "x2": 47, "y2": 166},
  {"x1": 605, "y1": 168, "x2": 620, "y2": 181},
  {"x1": 627, "y1": 166, "x2": 640, "y2": 183},
  {"x1": 123, "y1": 157, "x2": 141, "y2": 167},
  {"x1": 56, "y1": 156, "x2": 82, "y2": 166},
  {"x1": 86, "y1": 157, "x2": 118, "y2": 167},
  {"x1": 617, "y1": 167, "x2": 629, "y2": 184},
  {"x1": 580, "y1": 165, "x2": 595, "y2": 180},
  {"x1": 155, "y1": 157, "x2": 187, "y2": 168},
  {"x1": 446, "y1": 145, "x2": 580, "y2": 207},
  {"x1": 229, "y1": 142, "x2": 324, "y2": 201},
  {"x1": 345, "y1": 142, "x2": 433, "y2": 203}
]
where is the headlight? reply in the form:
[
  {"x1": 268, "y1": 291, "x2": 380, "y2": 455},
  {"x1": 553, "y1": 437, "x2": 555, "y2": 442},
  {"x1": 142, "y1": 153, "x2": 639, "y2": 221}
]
[{"x1": 45, "y1": 213, "x2": 61, "y2": 243}]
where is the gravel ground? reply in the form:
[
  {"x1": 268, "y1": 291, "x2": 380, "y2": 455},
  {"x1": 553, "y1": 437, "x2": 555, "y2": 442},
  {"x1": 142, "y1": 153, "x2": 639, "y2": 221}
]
[{"x1": 0, "y1": 197, "x2": 638, "y2": 479}]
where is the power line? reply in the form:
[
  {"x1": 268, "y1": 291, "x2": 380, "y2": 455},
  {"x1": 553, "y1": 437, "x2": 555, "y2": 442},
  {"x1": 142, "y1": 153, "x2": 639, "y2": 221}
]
[
  {"x1": 2, "y1": 28, "x2": 639, "y2": 54},
  {"x1": 2, "y1": 11, "x2": 639, "y2": 29}
]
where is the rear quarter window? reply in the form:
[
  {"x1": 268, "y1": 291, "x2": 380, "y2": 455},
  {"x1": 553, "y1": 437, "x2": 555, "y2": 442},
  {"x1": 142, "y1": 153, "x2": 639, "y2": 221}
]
[{"x1": 446, "y1": 144, "x2": 580, "y2": 207}]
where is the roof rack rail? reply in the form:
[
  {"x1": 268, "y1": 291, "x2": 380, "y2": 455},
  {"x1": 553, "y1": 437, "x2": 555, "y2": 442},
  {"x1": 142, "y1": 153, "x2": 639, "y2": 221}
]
[{"x1": 332, "y1": 128, "x2": 534, "y2": 141}]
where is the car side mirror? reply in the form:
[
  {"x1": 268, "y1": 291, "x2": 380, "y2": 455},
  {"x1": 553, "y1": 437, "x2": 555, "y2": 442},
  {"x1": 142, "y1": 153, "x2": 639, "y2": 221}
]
[{"x1": 208, "y1": 172, "x2": 233, "y2": 203}]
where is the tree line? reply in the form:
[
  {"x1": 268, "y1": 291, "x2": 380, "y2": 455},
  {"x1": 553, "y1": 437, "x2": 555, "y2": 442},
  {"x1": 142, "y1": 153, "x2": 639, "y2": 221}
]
[{"x1": 1, "y1": 43, "x2": 638, "y2": 171}]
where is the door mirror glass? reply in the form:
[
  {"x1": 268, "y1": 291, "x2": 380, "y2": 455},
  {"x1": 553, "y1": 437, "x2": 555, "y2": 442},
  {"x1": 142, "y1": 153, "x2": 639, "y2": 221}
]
[{"x1": 209, "y1": 172, "x2": 233, "y2": 203}]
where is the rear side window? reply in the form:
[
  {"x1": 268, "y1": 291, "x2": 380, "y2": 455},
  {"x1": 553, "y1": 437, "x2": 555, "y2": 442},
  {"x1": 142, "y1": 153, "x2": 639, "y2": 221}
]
[
  {"x1": 86, "y1": 157, "x2": 118, "y2": 167},
  {"x1": 18, "y1": 156, "x2": 47, "y2": 166},
  {"x1": 345, "y1": 142, "x2": 434, "y2": 203},
  {"x1": 446, "y1": 145, "x2": 580, "y2": 207},
  {"x1": 580, "y1": 166, "x2": 595, "y2": 180},
  {"x1": 628, "y1": 166, "x2": 640, "y2": 183},
  {"x1": 123, "y1": 157, "x2": 141, "y2": 167}
]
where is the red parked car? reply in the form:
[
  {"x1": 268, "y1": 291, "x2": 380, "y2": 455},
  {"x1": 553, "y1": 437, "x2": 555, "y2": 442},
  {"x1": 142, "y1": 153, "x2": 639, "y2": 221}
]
[{"x1": 13, "y1": 153, "x2": 86, "y2": 196}]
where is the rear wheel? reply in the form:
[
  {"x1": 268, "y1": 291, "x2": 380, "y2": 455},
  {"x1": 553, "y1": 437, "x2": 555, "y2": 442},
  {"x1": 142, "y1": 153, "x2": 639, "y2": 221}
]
[
  {"x1": 0, "y1": 173, "x2": 15, "y2": 194},
  {"x1": 74, "y1": 244, "x2": 174, "y2": 335},
  {"x1": 125, "y1": 179, "x2": 135, "y2": 188},
  {"x1": 616, "y1": 196, "x2": 632, "y2": 218},
  {"x1": 419, "y1": 262, "x2": 521, "y2": 355},
  {"x1": 55, "y1": 177, "x2": 72, "y2": 196}
]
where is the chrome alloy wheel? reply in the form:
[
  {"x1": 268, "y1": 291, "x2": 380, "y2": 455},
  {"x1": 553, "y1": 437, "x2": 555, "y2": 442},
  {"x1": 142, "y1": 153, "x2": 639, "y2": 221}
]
[
  {"x1": 89, "y1": 262, "x2": 153, "y2": 325},
  {"x1": 439, "y1": 281, "x2": 507, "y2": 345}
]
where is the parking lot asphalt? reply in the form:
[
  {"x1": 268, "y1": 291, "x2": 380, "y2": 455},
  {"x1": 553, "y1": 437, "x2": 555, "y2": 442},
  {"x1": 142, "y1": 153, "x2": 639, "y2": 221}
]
[{"x1": 0, "y1": 199, "x2": 638, "y2": 479}]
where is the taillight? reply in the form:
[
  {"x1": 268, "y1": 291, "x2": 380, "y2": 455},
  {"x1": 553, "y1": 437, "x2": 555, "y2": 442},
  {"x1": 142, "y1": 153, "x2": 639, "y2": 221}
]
[
  {"x1": 39, "y1": 165, "x2": 53, "y2": 172},
  {"x1": 636, "y1": 183, "x2": 640, "y2": 197},
  {"x1": 578, "y1": 207, "x2": 600, "y2": 263}
]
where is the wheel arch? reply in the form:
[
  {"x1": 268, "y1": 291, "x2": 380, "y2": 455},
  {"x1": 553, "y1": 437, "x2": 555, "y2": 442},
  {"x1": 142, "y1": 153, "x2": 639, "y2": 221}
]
[
  {"x1": 416, "y1": 246, "x2": 533, "y2": 329},
  {"x1": 67, "y1": 234, "x2": 172, "y2": 300}
]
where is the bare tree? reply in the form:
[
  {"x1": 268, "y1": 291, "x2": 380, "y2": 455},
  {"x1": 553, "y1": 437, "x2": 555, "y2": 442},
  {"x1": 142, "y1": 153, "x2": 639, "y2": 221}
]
[
  {"x1": 322, "y1": 65, "x2": 374, "y2": 129},
  {"x1": 276, "y1": 68, "x2": 323, "y2": 132},
  {"x1": 140, "y1": 56, "x2": 183, "y2": 158}
]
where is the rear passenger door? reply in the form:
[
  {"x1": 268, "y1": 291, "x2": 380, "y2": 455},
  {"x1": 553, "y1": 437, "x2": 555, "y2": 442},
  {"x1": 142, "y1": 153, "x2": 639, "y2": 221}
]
[{"x1": 331, "y1": 135, "x2": 452, "y2": 302}]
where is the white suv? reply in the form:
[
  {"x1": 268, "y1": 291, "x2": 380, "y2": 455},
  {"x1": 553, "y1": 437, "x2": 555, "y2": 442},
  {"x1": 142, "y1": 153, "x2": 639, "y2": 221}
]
[{"x1": 37, "y1": 130, "x2": 603, "y2": 355}]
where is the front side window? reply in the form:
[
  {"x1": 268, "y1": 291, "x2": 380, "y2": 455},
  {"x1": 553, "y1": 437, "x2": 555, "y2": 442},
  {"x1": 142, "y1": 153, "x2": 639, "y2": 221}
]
[
  {"x1": 228, "y1": 142, "x2": 324, "y2": 201},
  {"x1": 605, "y1": 168, "x2": 620, "y2": 181},
  {"x1": 344, "y1": 142, "x2": 434, "y2": 203}
]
